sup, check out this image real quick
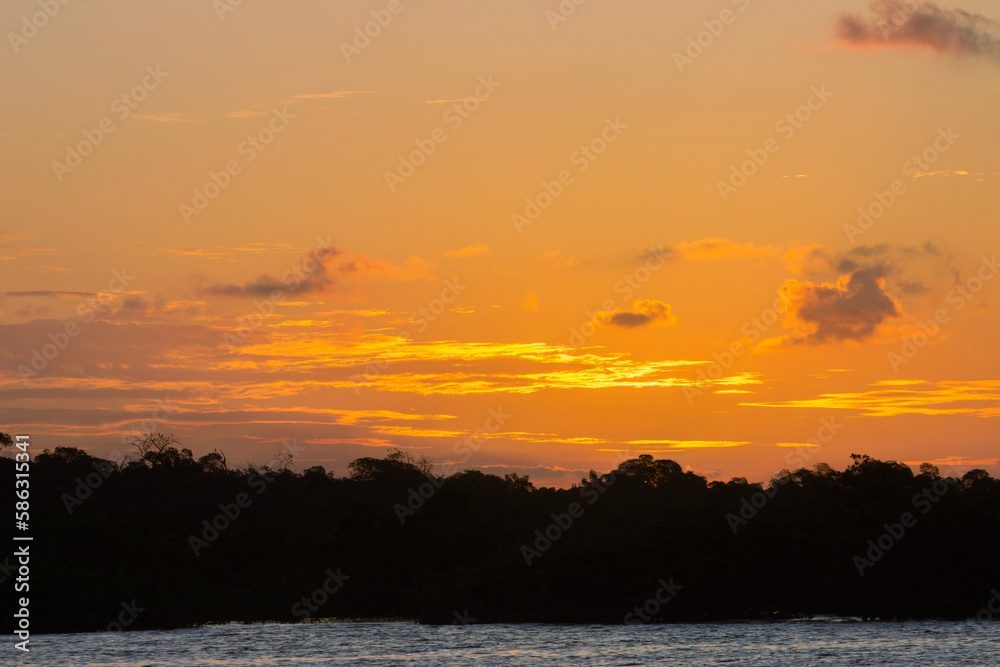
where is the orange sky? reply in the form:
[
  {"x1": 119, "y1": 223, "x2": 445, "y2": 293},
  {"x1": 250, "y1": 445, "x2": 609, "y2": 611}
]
[{"x1": 2, "y1": 0, "x2": 999, "y2": 485}]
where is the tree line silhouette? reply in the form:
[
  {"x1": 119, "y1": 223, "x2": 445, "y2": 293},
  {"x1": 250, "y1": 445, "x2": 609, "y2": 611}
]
[{"x1": 2, "y1": 432, "x2": 998, "y2": 634}]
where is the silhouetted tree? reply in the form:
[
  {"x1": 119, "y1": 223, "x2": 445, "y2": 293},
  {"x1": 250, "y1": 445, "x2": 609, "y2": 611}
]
[{"x1": 6, "y1": 444, "x2": 998, "y2": 634}]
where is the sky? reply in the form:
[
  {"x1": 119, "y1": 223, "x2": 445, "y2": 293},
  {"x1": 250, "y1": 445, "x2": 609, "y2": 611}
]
[{"x1": 2, "y1": 0, "x2": 999, "y2": 486}]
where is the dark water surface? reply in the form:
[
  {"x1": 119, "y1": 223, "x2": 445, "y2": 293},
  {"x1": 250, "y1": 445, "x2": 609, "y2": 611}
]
[{"x1": 6, "y1": 620, "x2": 999, "y2": 666}]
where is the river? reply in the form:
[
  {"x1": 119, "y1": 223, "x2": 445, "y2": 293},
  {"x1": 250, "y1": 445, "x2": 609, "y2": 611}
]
[{"x1": 6, "y1": 619, "x2": 998, "y2": 666}]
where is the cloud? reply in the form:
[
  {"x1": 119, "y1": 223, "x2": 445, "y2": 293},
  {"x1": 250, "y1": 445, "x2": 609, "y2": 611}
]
[
  {"x1": 443, "y1": 245, "x2": 490, "y2": 258},
  {"x1": 225, "y1": 92, "x2": 378, "y2": 118},
  {"x1": 160, "y1": 243, "x2": 297, "y2": 260},
  {"x1": 623, "y1": 440, "x2": 751, "y2": 449},
  {"x1": 2, "y1": 290, "x2": 96, "y2": 299},
  {"x1": 671, "y1": 238, "x2": 781, "y2": 261},
  {"x1": 200, "y1": 247, "x2": 433, "y2": 298},
  {"x1": 836, "y1": 242, "x2": 956, "y2": 293},
  {"x1": 108, "y1": 296, "x2": 204, "y2": 319},
  {"x1": 0, "y1": 233, "x2": 68, "y2": 261},
  {"x1": 522, "y1": 292, "x2": 539, "y2": 311},
  {"x1": 0, "y1": 232, "x2": 36, "y2": 243},
  {"x1": 773, "y1": 267, "x2": 902, "y2": 344},
  {"x1": 598, "y1": 300, "x2": 677, "y2": 328},
  {"x1": 784, "y1": 242, "x2": 955, "y2": 300},
  {"x1": 835, "y1": 1, "x2": 1000, "y2": 65},
  {"x1": 425, "y1": 98, "x2": 493, "y2": 104},
  {"x1": 783, "y1": 242, "x2": 835, "y2": 275},
  {"x1": 202, "y1": 247, "x2": 340, "y2": 297},
  {"x1": 223, "y1": 110, "x2": 270, "y2": 119},
  {"x1": 904, "y1": 456, "x2": 1000, "y2": 468},
  {"x1": 743, "y1": 379, "x2": 1000, "y2": 418}
]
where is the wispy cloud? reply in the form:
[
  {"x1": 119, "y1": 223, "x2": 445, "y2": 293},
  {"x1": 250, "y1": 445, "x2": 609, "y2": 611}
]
[
  {"x1": 903, "y1": 455, "x2": 999, "y2": 468},
  {"x1": 2, "y1": 290, "x2": 97, "y2": 299},
  {"x1": 0, "y1": 233, "x2": 68, "y2": 261},
  {"x1": 159, "y1": 243, "x2": 297, "y2": 260},
  {"x1": 742, "y1": 379, "x2": 1000, "y2": 417},
  {"x1": 671, "y1": 238, "x2": 781, "y2": 261},
  {"x1": 226, "y1": 91, "x2": 378, "y2": 119},
  {"x1": 425, "y1": 97, "x2": 493, "y2": 104},
  {"x1": 624, "y1": 440, "x2": 751, "y2": 449},
  {"x1": 222, "y1": 110, "x2": 269, "y2": 119}
]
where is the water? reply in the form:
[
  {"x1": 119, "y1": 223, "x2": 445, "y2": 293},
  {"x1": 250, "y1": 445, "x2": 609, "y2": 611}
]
[{"x1": 6, "y1": 620, "x2": 998, "y2": 666}]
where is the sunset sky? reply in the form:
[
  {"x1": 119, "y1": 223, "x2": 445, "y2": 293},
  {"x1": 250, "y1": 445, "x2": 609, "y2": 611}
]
[{"x1": 2, "y1": 0, "x2": 998, "y2": 486}]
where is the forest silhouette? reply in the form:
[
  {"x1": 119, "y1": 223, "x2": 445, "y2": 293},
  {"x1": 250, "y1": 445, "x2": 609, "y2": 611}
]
[{"x1": 2, "y1": 432, "x2": 999, "y2": 634}]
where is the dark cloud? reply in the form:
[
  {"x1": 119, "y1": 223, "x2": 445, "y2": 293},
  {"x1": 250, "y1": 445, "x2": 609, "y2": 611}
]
[
  {"x1": 120, "y1": 296, "x2": 157, "y2": 313},
  {"x1": 13, "y1": 305, "x2": 52, "y2": 317},
  {"x1": 638, "y1": 247, "x2": 673, "y2": 263},
  {"x1": 835, "y1": 242, "x2": 946, "y2": 281},
  {"x1": 201, "y1": 246, "x2": 341, "y2": 297},
  {"x1": 836, "y1": 257, "x2": 894, "y2": 278},
  {"x1": 2, "y1": 290, "x2": 96, "y2": 298},
  {"x1": 897, "y1": 278, "x2": 930, "y2": 295},
  {"x1": 780, "y1": 268, "x2": 902, "y2": 344},
  {"x1": 599, "y1": 300, "x2": 677, "y2": 328},
  {"x1": 836, "y1": 1, "x2": 1000, "y2": 65}
]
